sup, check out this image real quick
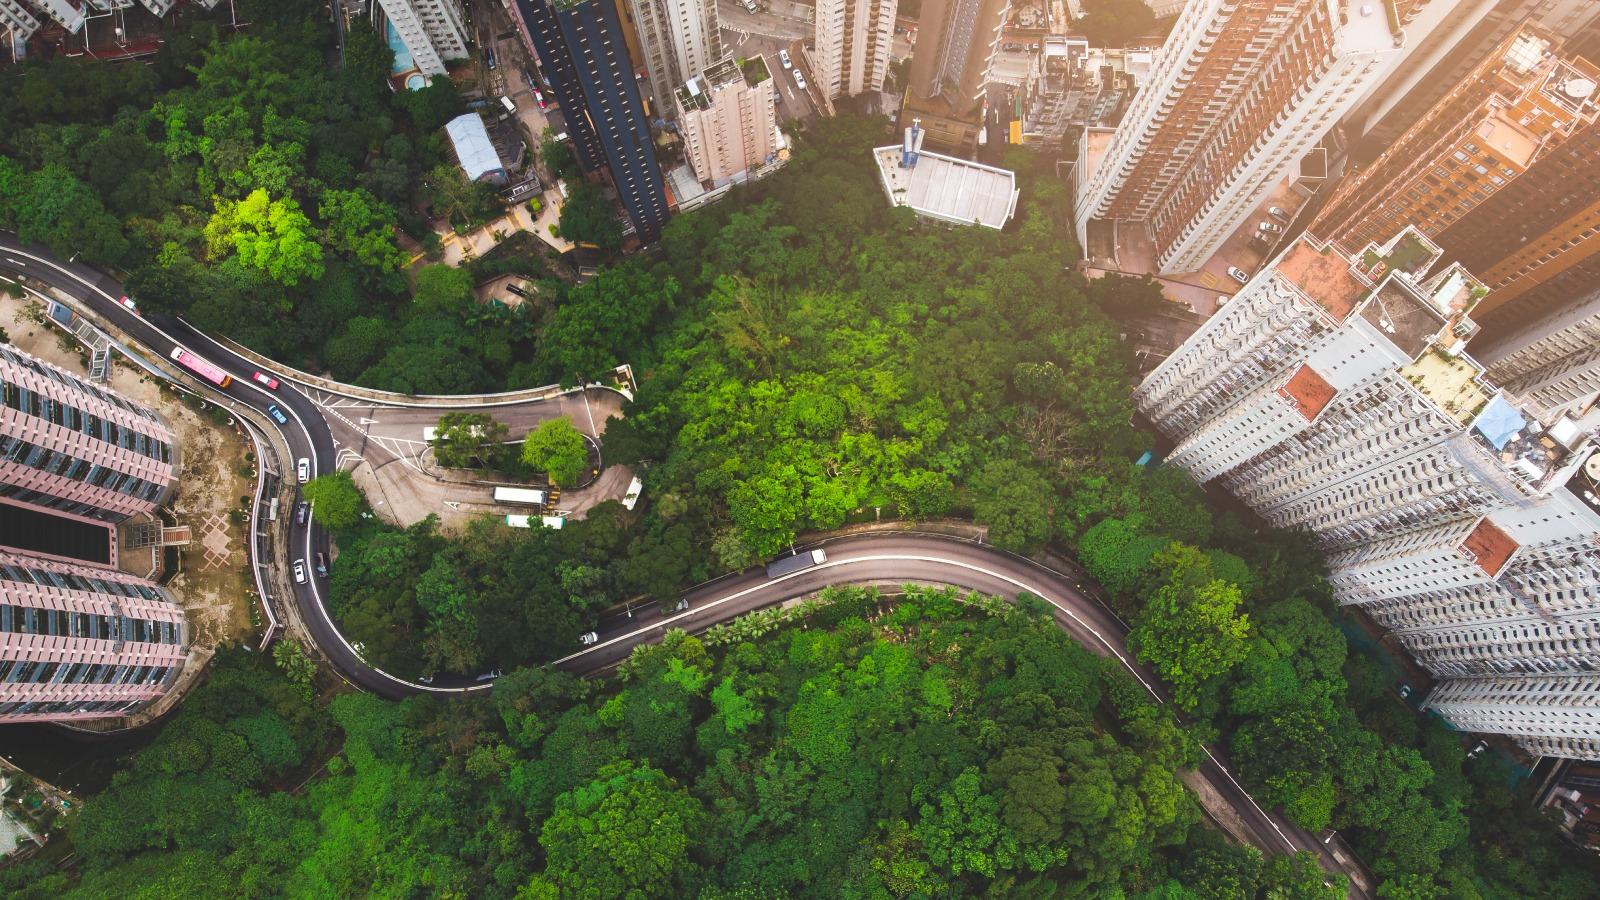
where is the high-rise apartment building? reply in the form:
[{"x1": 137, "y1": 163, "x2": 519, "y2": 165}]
[
  {"x1": 1075, "y1": 0, "x2": 1429, "y2": 276},
  {"x1": 0, "y1": 344, "x2": 176, "y2": 525},
  {"x1": 675, "y1": 57, "x2": 780, "y2": 186},
  {"x1": 815, "y1": 0, "x2": 897, "y2": 101},
  {"x1": 513, "y1": 0, "x2": 671, "y2": 241},
  {"x1": 377, "y1": 0, "x2": 471, "y2": 78},
  {"x1": 902, "y1": 0, "x2": 1009, "y2": 152},
  {"x1": 1346, "y1": 0, "x2": 1600, "y2": 152},
  {"x1": 0, "y1": 0, "x2": 39, "y2": 42},
  {"x1": 0, "y1": 547, "x2": 187, "y2": 722},
  {"x1": 1311, "y1": 27, "x2": 1600, "y2": 260},
  {"x1": 1474, "y1": 284, "x2": 1600, "y2": 419},
  {"x1": 1138, "y1": 226, "x2": 1600, "y2": 759},
  {"x1": 620, "y1": 0, "x2": 720, "y2": 109}
]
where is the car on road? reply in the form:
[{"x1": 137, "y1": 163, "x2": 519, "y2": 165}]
[
  {"x1": 295, "y1": 501, "x2": 309, "y2": 526},
  {"x1": 793, "y1": 70, "x2": 808, "y2": 92},
  {"x1": 1257, "y1": 221, "x2": 1284, "y2": 234},
  {"x1": 671, "y1": 597, "x2": 689, "y2": 612},
  {"x1": 292, "y1": 559, "x2": 306, "y2": 584},
  {"x1": 779, "y1": 49, "x2": 792, "y2": 69},
  {"x1": 475, "y1": 669, "x2": 503, "y2": 682},
  {"x1": 485, "y1": 48, "x2": 497, "y2": 70},
  {"x1": 417, "y1": 675, "x2": 433, "y2": 684},
  {"x1": 296, "y1": 458, "x2": 310, "y2": 483},
  {"x1": 251, "y1": 371, "x2": 280, "y2": 390},
  {"x1": 1268, "y1": 205, "x2": 1290, "y2": 223},
  {"x1": 266, "y1": 404, "x2": 289, "y2": 426},
  {"x1": 116, "y1": 295, "x2": 138, "y2": 313},
  {"x1": 315, "y1": 552, "x2": 328, "y2": 578},
  {"x1": 579, "y1": 631, "x2": 599, "y2": 645},
  {"x1": 1226, "y1": 266, "x2": 1251, "y2": 285}
]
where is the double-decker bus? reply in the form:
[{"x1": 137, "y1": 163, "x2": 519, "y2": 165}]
[{"x1": 169, "y1": 346, "x2": 232, "y2": 388}]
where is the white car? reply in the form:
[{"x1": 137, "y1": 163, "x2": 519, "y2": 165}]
[
  {"x1": 292, "y1": 559, "x2": 307, "y2": 584},
  {"x1": 578, "y1": 631, "x2": 599, "y2": 645},
  {"x1": 793, "y1": 70, "x2": 807, "y2": 92},
  {"x1": 1226, "y1": 266, "x2": 1250, "y2": 285},
  {"x1": 297, "y1": 458, "x2": 310, "y2": 483},
  {"x1": 779, "y1": 49, "x2": 792, "y2": 69}
]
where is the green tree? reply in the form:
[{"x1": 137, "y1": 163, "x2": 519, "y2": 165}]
[
  {"x1": 536, "y1": 760, "x2": 705, "y2": 898},
  {"x1": 1076, "y1": 0, "x2": 1157, "y2": 46},
  {"x1": 203, "y1": 188, "x2": 325, "y2": 285},
  {"x1": 541, "y1": 127, "x2": 579, "y2": 181},
  {"x1": 969, "y1": 458, "x2": 1055, "y2": 553},
  {"x1": 520, "y1": 417, "x2": 590, "y2": 487},
  {"x1": 430, "y1": 412, "x2": 511, "y2": 469},
  {"x1": 557, "y1": 180, "x2": 622, "y2": 250},
  {"x1": 301, "y1": 470, "x2": 364, "y2": 530},
  {"x1": 1128, "y1": 544, "x2": 1251, "y2": 710},
  {"x1": 318, "y1": 187, "x2": 406, "y2": 273}
]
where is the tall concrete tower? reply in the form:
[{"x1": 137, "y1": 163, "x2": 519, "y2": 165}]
[{"x1": 1075, "y1": 0, "x2": 1437, "y2": 276}]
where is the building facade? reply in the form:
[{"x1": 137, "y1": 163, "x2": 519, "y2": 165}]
[
  {"x1": 814, "y1": 0, "x2": 897, "y2": 100},
  {"x1": 514, "y1": 0, "x2": 671, "y2": 241},
  {"x1": 902, "y1": 0, "x2": 1009, "y2": 152},
  {"x1": 1137, "y1": 226, "x2": 1600, "y2": 759},
  {"x1": 0, "y1": 548, "x2": 187, "y2": 722},
  {"x1": 675, "y1": 57, "x2": 779, "y2": 186},
  {"x1": 0, "y1": 344, "x2": 176, "y2": 525},
  {"x1": 376, "y1": 0, "x2": 470, "y2": 78},
  {"x1": 1311, "y1": 27, "x2": 1600, "y2": 260},
  {"x1": 1074, "y1": 0, "x2": 1426, "y2": 276},
  {"x1": 0, "y1": 0, "x2": 39, "y2": 43},
  {"x1": 1475, "y1": 284, "x2": 1600, "y2": 419},
  {"x1": 621, "y1": 0, "x2": 720, "y2": 110}
]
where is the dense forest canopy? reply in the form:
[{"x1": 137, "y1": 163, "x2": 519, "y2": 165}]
[{"x1": 0, "y1": 6, "x2": 1593, "y2": 898}]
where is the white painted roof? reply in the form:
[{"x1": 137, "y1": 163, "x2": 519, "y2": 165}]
[{"x1": 872, "y1": 146, "x2": 1019, "y2": 229}]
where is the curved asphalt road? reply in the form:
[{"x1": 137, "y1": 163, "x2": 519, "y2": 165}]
[{"x1": 0, "y1": 235, "x2": 1369, "y2": 895}]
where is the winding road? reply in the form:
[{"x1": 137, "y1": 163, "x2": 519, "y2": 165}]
[{"x1": 0, "y1": 234, "x2": 1371, "y2": 895}]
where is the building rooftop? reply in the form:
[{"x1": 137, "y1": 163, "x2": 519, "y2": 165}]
[
  {"x1": 1340, "y1": 0, "x2": 1400, "y2": 53},
  {"x1": 1362, "y1": 279, "x2": 1448, "y2": 359},
  {"x1": 872, "y1": 144, "x2": 1019, "y2": 230},
  {"x1": 1401, "y1": 347, "x2": 1492, "y2": 425},
  {"x1": 1477, "y1": 111, "x2": 1541, "y2": 168},
  {"x1": 1276, "y1": 238, "x2": 1372, "y2": 322},
  {"x1": 1460, "y1": 517, "x2": 1519, "y2": 577},
  {"x1": 444, "y1": 113, "x2": 506, "y2": 184},
  {"x1": 1278, "y1": 364, "x2": 1338, "y2": 422}
]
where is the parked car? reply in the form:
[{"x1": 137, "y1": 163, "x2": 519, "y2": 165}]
[
  {"x1": 295, "y1": 501, "x2": 309, "y2": 526},
  {"x1": 315, "y1": 552, "x2": 328, "y2": 578},
  {"x1": 793, "y1": 70, "x2": 808, "y2": 92},
  {"x1": 292, "y1": 559, "x2": 306, "y2": 584},
  {"x1": 578, "y1": 631, "x2": 600, "y2": 645},
  {"x1": 1258, "y1": 221, "x2": 1284, "y2": 234},
  {"x1": 1267, "y1": 205, "x2": 1290, "y2": 223},
  {"x1": 266, "y1": 404, "x2": 289, "y2": 425},
  {"x1": 116, "y1": 295, "x2": 138, "y2": 313},
  {"x1": 533, "y1": 87, "x2": 547, "y2": 109},
  {"x1": 251, "y1": 370, "x2": 280, "y2": 390},
  {"x1": 296, "y1": 458, "x2": 310, "y2": 483},
  {"x1": 505, "y1": 282, "x2": 529, "y2": 297},
  {"x1": 485, "y1": 48, "x2": 497, "y2": 70},
  {"x1": 779, "y1": 49, "x2": 792, "y2": 69},
  {"x1": 1226, "y1": 266, "x2": 1251, "y2": 284}
]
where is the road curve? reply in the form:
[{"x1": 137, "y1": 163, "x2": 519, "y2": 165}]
[{"x1": 0, "y1": 236, "x2": 1370, "y2": 896}]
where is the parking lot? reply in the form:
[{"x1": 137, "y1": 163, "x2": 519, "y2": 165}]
[{"x1": 1171, "y1": 177, "x2": 1311, "y2": 314}]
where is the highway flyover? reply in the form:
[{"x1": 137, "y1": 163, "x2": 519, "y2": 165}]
[{"x1": 0, "y1": 234, "x2": 1371, "y2": 896}]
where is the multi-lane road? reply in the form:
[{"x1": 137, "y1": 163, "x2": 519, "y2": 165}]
[{"x1": 0, "y1": 233, "x2": 1370, "y2": 895}]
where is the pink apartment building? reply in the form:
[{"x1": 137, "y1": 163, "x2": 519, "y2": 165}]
[{"x1": 0, "y1": 345, "x2": 186, "y2": 722}]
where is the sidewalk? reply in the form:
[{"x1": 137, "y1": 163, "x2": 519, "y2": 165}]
[{"x1": 434, "y1": 190, "x2": 574, "y2": 268}]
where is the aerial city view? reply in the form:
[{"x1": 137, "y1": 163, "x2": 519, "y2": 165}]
[{"x1": 1, "y1": 0, "x2": 1600, "y2": 895}]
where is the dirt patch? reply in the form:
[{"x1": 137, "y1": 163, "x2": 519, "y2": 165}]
[{"x1": 0, "y1": 291, "x2": 259, "y2": 649}]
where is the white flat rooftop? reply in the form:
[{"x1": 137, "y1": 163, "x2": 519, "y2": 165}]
[{"x1": 872, "y1": 146, "x2": 1019, "y2": 230}]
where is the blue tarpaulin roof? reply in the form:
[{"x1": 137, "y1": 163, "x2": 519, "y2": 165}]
[{"x1": 1473, "y1": 394, "x2": 1526, "y2": 450}]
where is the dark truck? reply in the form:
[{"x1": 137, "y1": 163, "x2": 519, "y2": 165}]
[{"x1": 765, "y1": 548, "x2": 828, "y2": 578}]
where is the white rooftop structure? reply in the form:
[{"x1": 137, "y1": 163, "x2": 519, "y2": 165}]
[
  {"x1": 873, "y1": 122, "x2": 1019, "y2": 230},
  {"x1": 444, "y1": 113, "x2": 506, "y2": 184}
]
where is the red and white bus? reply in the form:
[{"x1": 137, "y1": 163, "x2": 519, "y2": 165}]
[{"x1": 169, "y1": 346, "x2": 233, "y2": 388}]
